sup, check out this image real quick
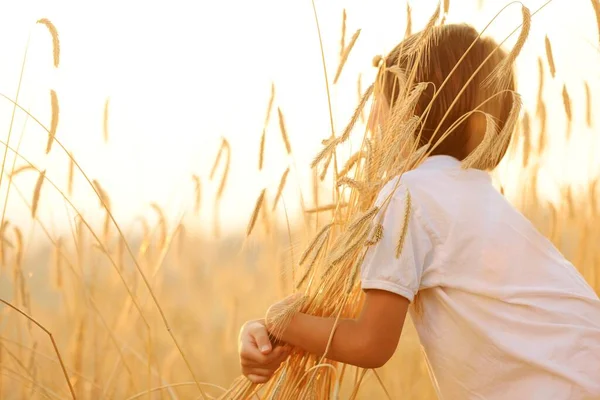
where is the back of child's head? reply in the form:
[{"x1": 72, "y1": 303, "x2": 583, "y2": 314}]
[{"x1": 381, "y1": 24, "x2": 516, "y2": 169}]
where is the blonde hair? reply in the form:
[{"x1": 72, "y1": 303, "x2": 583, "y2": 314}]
[{"x1": 382, "y1": 24, "x2": 515, "y2": 168}]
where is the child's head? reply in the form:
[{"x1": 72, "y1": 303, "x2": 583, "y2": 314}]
[{"x1": 375, "y1": 24, "x2": 516, "y2": 168}]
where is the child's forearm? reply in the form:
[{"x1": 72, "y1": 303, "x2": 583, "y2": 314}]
[{"x1": 277, "y1": 312, "x2": 386, "y2": 369}]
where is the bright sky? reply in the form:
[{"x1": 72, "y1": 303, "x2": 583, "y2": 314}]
[{"x1": 0, "y1": 0, "x2": 598, "y2": 238}]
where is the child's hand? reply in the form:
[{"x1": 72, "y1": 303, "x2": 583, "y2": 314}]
[{"x1": 238, "y1": 319, "x2": 290, "y2": 384}]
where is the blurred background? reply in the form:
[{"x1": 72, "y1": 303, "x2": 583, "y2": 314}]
[{"x1": 0, "y1": 0, "x2": 598, "y2": 398}]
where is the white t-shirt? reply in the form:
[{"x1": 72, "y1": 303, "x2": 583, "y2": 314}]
[{"x1": 361, "y1": 155, "x2": 600, "y2": 400}]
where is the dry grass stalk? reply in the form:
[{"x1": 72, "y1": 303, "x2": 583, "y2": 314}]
[
  {"x1": 68, "y1": 153, "x2": 74, "y2": 196},
  {"x1": 103, "y1": 97, "x2": 110, "y2": 143},
  {"x1": 192, "y1": 175, "x2": 201, "y2": 215},
  {"x1": 9, "y1": 165, "x2": 35, "y2": 177},
  {"x1": 334, "y1": 29, "x2": 361, "y2": 84},
  {"x1": 272, "y1": 168, "x2": 290, "y2": 211},
  {"x1": 278, "y1": 108, "x2": 292, "y2": 154},
  {"x1": 585, "y1": 81, "x2": 592, "y2": 128},
  {"x1": 337, "y1": 151, "x2": 362, "y2": 179},
  {"x1": 259, "y1": 129, "x2": 266, "y2": 170},
  {"x1": 46, "y1": 90, "x2": 59, "y2": 154},
  {"x1": 210, "y1": 140, "x2": 226, "y2": 180},
  {"x1": 537, "y1": 101, "x2": 547, "y2": 153},
  {"x1": 0, "y1": 221, "x2": 11, "y2": 268},
  {"x1": 31, "y1": 170, "x2": 46, "y2": 219},
  {"x1": 217, "y1": 140, "x2": 231, "y2": 200},
  {"x1": 405, "y1": 3, "x2": 412, "y2": 38},
  {"x1": 337, "y1": 177, "x2": 371, "y2": 194},
  {"x1": 52, "y1": 237, "x2": 63, "y2": 289},
  {"x1": 562, "y1": 84, "x2": 572, "y2": 138},
  {"x1": 13, "y1": 227, "x2": 23, "y2": 270},
  {"x1": 247, "y1": 189, "x2": 266, "y2": 236},
  {"x1": 591, "y1": 0, "x2": 600, "y2": 44},
  {"x1": 485, "y1": 5, "x2": 531, "y2": 90},
  {"x1": 151, "y1": 203, "x2": 167, "y2": 249},
  {"x1": 366, "y1": 223, "x2": 384, "y2": 246},
  {"x1": 102, "y1": 211, "x2": 111, "y2": 245},
  {"x1": 395, "y1": 191, "x2": 412, "y2": 258},
  {"x1": 348, "y1": 206, "x2": 379, "y2": 231},
  {"x1": 357, "y1": 74, "x2": 365, "y2": 123},
  {"x1": 545, "y1": 35, "x2": 556, "y2": 78},
  {"x1": 341, "y1": 82, "x2": 374, "y2": 143},
  {"x1": 92, "y1": 180, "x2": 111, "y2": 210},
  {"x1": 299, "y1": 223, "x2": 334, "y2": 266},
  {"x1": 305, "y1": 203, "x2": 348, "y2": 214},
  {"x1": 443, "y1": 0, "x2": 450, "y2": 15},
  {"x1": 264, "y1": 83, "x2": 276, "y2": 128},
  {"x1": 36, "y1": 19, "x2": 60, "y2": 67},
  {"x1": 461, "y1": 113, "x2": 497, "y2": 169},
  {"x1": 311, "y1": 84, "x2": 374, "y2": 170},
  {"x1": 536, "y1": 57, "x2": 545, "y2": 110},
  {"x1": 340, "y1": 9, "x2": 347, "y2": 58}
]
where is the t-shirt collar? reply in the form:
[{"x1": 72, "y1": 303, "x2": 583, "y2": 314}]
[{"x1": 417, "y1": 155, "x2": 461, "y2": 170}]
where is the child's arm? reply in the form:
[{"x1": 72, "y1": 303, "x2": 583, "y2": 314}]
[{"x1": 266, "y1": 289, "x2": 409, "y2": 369}]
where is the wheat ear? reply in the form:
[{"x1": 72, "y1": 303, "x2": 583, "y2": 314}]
[
  {"x1": 591, "y1": 0, "x2": 600, "y2": 44},
  {"x1": 103, "y1": 97, "x2": 110, "y2": 143},
  {"x1": 395, "y1": 190, "x2": 412, "y2": 258},
  {"x1": 272, "y1": 168, "x2": 290, "y2": 211},
  {"x1": 31, "y1": 170, "x2": 45, "y2": 218},
  {"x1": 247, "y1": 189, "x2": 266, "y2": 236},
  {"x1": 545, "y1": 35, "x2": 556, "y2": 78},
  {"x1": 192, "y1": 175, "x2": 201, "y2": 215},
  {"x1": 484, "y1": 5, "x2": 531, "y2": 90},
  {"x1": 334, "y1": 29, "x2": 361, "y2": 84},
  {"x1": 36, "y1": 19, "x2": 60, "y2": 67},
  {"x1": 45, "y1": 90, "x2": 59, "y2": 154},
  {"x1": 278, "y1": 108, "x2": 292, "y2": 155},
  {"x1": 584, "y1": 81, "x2": 592, "y2": 127}
]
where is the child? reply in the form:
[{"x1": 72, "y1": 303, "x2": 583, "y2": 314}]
[{"x1": 238, "y1": 24, "x2": 600, "y2": 399}]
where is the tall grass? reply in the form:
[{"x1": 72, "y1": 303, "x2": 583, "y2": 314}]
[{"x1": 0, "y1": 1, "x2": 599, "y2": 399}]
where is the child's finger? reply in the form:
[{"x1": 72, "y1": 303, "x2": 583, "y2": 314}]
[
  {"x1": 246, "y1": 373, "x2": 270, "y2": 384},
  {"x1": 240, "y1": 347, "x2": 287, "y2": 366},
  {"x1": 241, "y1": 343, "x2": 287, "y2": 366},
  {"x1": 242, "y1": 347, "x2": 290, "y2": 368},
  {"x1": 250, "y1": 325, "x2": 272, "y2": 354}
]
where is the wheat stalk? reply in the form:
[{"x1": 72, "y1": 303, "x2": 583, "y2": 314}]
[
  {"x1": 545, "y1": 35, "x2": 556, "y2": 78},
  {"x1": 210, "y1": 140, "x2": 226, "y2": 180},
  {"x1": 45, "y1": 90, "x2": 59, "y2": 154},
  {"x1": 247, "y1": 189, "x2": 266, "y2": 236},
  {"x1": 537, "y1": 101, "x2": 547, "y2": 153},
  {"x1": 36, "y1": 18, "x2": 60, "y2": 67},
  {"x1": 443, "y1": 0, "x2": 450, "y2": 15},
  {"x1": 334, "y1": 29, "x2": 361, "y2": 84}
]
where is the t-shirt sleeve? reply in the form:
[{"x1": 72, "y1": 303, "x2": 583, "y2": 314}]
[{"x1": 360, "y1": 180, "x2": 433, "y2": 302}]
